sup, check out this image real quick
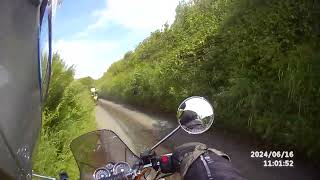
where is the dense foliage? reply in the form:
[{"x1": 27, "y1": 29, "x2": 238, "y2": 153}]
[
  {"x1": 78, "y1": 76, "x2": 95, "y2": 90},
  {"x1": 33, "y1": 54, "x2": 96, "y2": 178},
  {"x1": 97, "y1": 0, "x2": 320, "y2": 161}
]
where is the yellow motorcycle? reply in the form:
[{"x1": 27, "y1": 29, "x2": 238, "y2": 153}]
[{"x1": 91, "y1": 88, "x2": 99, "y2": 104}]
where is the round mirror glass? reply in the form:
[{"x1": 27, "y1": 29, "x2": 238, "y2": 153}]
[{"x1": 177, "y1": 96, "x2": 214, "y2": 134}]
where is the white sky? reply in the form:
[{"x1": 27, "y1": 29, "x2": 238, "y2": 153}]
[{"x1": 54, "y1": 0, "x2": 181, "y2": 79}]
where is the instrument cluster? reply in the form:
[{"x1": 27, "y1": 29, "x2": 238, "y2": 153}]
[{"x1": 93, "y1": 162, "x2": 132, "y2": 180}]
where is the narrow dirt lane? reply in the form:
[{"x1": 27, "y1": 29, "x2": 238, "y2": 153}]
[{"x1": 96, "y1": 99, "x2": 319, "y2": 180}]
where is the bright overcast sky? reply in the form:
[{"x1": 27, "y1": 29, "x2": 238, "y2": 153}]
[{"x1": 54, "y1": 0, "x2": 181, "y2": 79}]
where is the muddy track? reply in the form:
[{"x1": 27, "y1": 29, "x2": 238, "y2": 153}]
[{"x1": 96, "y1": 99, "x2": 319, "y2": 180}]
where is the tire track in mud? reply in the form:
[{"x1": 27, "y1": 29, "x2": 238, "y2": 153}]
[{"x1": 96, "y1": 99, "x2": 319, "y2": 180}]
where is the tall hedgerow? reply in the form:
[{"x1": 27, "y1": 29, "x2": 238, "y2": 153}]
[
  {"x1": 33, "y1": 54, "x2": 96, "y2": 178},
  {"x1": 97, "y1": 0, "x2": 320, "y2": 162}
]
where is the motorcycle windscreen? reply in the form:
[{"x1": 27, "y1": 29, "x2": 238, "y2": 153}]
[{"x1": 70, "y1": 130, "x2": 140, "y2": 179}]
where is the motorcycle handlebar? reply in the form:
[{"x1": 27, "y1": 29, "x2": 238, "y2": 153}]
[{"x1": 140, "y1": 150, "x2": 175, "y2": 174}]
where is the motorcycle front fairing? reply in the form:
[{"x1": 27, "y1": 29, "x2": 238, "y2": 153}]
[{"x1": 70, "y1": 129, "x2": 140, "y2": 180}]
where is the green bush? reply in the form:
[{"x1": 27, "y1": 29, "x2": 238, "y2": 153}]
[
  {"x1": 33, "y1": 54, "x2": 96, "y2": 178},
  {"x1": 97, "y1": 0, "x2": 320, "y2": 162},
  {"x1": 78, "y1": 76, "x2": 95, "y2": 90}
]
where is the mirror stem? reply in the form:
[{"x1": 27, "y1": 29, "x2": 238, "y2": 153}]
[{"x1": 150, "y1": 125, "x2": 181, "y2": 151}]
